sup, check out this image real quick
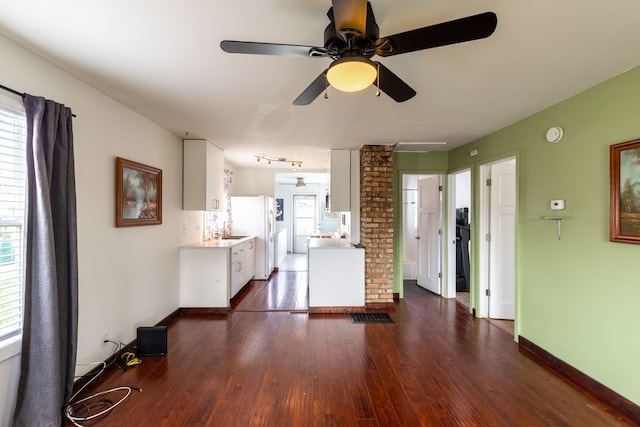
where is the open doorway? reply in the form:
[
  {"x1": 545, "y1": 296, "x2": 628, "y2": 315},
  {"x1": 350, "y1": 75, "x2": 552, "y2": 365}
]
[
  {"x1": 447, "y1": 170, "x2": 472, "y2": 307},
  {"x1": 401, "y1": 174, "x2": 444, "y2": 297},
  {"x1": 274, "y1": 173, "x2": 336, "y2": 259}
]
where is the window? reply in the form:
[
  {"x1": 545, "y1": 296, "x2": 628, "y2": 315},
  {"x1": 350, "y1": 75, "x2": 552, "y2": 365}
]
[
  {"x1": 0, "y1": 93, "x2": 26, "y2": 345},
  {"x1": 294, "y1": 196, "x2": 316, "y2": 236}
]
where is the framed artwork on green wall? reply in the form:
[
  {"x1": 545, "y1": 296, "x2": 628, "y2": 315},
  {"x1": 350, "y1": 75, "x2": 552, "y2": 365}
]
[{"x1": 610, "y1": 138, "x2": 640, "y2": 244}]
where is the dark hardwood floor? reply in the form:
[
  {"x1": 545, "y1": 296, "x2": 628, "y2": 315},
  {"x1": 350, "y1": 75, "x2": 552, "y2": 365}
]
[
  {"x1": 232, "y1": 271, "x2": 309, "y2": 312},
  {"x1": 65, "y1": 268, "x2": 637, "y2": 426}
]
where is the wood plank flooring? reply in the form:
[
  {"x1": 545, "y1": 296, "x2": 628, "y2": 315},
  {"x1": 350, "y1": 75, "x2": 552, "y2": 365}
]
[
  {"x1": 65, "y1": 267, "x2": 637, "y2": 426},
  {"x1": 232, "y1": 271, "x2": 308, "y2": 312}
]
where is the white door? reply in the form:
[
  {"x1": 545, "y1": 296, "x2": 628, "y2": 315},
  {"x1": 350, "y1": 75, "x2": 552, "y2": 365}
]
[
  {"x1": 487, "y1": 159, "x2": 516, "y2": 319},
  {"x1": 417, "y1": 176, "x2": 442, "y2": 294},
  {"x1": 267, "y1": 197, "x2": 275, "y2": 274},
  {"x1": 293, "y1": 195, "x2": 316, "y2": 253}
]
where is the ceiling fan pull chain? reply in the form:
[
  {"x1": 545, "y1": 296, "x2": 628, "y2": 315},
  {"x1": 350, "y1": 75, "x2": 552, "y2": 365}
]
[
  {"x1": 375, "y1": 63, "x2": 381, "y2": 97},
  {"x1": 324, "y1": 74, "x2": 329, "y2": 99}
]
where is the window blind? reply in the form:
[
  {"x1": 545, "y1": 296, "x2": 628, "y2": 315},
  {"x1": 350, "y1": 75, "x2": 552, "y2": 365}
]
[{"x1": 0, "y1": 93, "x2": 26, "y2": 342}]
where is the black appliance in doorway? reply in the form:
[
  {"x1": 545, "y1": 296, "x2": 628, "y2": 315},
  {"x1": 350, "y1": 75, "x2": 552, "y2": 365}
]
[{"x1": 456, "y1": 208, "x2": 471, "y2": 292}]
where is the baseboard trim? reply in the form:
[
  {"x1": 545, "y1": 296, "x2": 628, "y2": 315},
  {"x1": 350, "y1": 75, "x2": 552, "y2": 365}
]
[
  {"x1": 365, "y1": 302, "x2": 396, "y2": 311},
  {"x1": 518, "y1": 335, "x2": 640, "y2": 422},
  {"x1": 308, "y1": 306, "x2": 365, "y2": 314},
  {"x1": 178, "y1": 307, "x2": 230, "y2": 315},
  {"x1": 156, "y1": 308, "x2": 180, "y2": 326}
]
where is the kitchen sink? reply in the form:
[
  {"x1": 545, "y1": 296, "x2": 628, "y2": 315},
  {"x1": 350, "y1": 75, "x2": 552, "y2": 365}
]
[{"x1": 222, "y1": 235, "x2": 248, "y2": 240}]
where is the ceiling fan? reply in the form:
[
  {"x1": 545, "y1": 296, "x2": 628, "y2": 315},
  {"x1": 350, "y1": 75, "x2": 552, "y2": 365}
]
[{"x1": 220, "y1": 0, "x2": 497, "y2": 105}]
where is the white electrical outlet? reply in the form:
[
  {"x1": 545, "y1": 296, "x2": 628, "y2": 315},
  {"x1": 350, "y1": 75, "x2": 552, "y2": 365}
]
[{"x1": 100, "y1": 330, "x2": 109, "y2": 346}]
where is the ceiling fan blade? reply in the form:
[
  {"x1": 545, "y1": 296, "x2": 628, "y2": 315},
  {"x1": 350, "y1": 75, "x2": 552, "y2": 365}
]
[
  {"x1": 293, "y1": 71, "x2": 328, "y2": 105},
  {"x1": 221, "y1": 40, "x2": 327, "y2": 58},
  {"x1": 375, "y1": 11, "x2": 497, "y2": 57},
  {"x1": 331, "y1": 0, "x2": 368, "y2": 36},
  {"x1": 373, "y1": 62, "x2": 416, "y2": 102}
]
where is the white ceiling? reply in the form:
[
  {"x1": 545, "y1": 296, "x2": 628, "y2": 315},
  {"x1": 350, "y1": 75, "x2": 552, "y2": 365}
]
[{"x1": 1, "y1": 1, "x2": 640, "y2": 170}]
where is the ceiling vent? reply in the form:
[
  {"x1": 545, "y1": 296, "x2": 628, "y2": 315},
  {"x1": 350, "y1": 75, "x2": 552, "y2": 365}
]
[{"x1": 393, "y1": 142, "x2": 447, "y2": 153}]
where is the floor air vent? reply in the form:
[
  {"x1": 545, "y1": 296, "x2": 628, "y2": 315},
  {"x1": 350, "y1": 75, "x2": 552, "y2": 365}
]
[{"x1": 350, "y1": 313, "x2": 394, "y2": 324}]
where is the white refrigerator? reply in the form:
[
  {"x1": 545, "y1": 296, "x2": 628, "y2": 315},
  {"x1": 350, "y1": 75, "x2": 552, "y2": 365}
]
[{"x1": 231, "y1": 195, "x2": 275, "y2": 280}]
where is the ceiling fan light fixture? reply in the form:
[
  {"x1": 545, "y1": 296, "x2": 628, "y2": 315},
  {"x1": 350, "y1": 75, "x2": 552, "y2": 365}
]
[{"x1": 326, "y1": 56, "x2": 377, "y2": 93}]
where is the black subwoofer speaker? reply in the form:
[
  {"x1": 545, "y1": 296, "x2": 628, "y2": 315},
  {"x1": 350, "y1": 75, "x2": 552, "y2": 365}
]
[{"x1": 136, "y1": 326, "x2": 167, "y2": 356}]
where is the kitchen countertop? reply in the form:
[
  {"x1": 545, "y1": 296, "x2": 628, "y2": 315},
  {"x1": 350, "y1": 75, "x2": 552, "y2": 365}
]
[
  {"x1": 307, "y1": 236, "x2": 354, "y2": 249},
  {"x1": 182, "y1": 236, "x2": 254, "y2": 249}
]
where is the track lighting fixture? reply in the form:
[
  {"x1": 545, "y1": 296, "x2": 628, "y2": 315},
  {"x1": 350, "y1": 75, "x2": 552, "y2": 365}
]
[{"x1": 254, "y1": 154, "x2": 302, "y2": 170}]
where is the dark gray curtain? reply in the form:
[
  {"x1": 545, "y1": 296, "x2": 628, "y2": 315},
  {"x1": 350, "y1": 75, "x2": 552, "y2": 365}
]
[{"x1": 13, "y1": 94, "x2": 78, "y2": 426}]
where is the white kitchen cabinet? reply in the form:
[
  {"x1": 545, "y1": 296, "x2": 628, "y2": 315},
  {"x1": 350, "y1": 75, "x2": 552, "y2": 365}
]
[
  {"x1": 179, "y1": 246, "x2": 230, "y2": 308},
  {"x1": 231, "y1": 238, "x2": 255, "y2": 297},
  {"x1": 183, "y1": 139, "x2": 224, "y2": 211},
  {"x1": 330, "y1": 149, "x2": 360, "y2": 214},
  {"x1": 244, "y1": 239, "x2": 255, "y2": 288},
  {"x1": 179, "y1": 237, "x2": 255, "y2": 308},
  {"x1": 330, "y1": 149, "x2": 351, "y2": 212}
]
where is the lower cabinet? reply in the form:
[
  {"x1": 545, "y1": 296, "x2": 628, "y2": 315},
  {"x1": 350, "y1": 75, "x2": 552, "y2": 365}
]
[
  {"x1": 180, "y1": 238, "x2": 255, "y2": 308},
  {"x1": 231, "y1": 239, "x2": 255, "y2": 297}
]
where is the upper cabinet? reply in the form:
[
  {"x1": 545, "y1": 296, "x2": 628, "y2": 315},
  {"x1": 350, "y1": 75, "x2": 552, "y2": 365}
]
[
  {"x1": 183, "y1": 139, "x2": 223, "y2": 211},
  {"x1": 330, "y1": 149, "x2": 359, "y2": 213}
]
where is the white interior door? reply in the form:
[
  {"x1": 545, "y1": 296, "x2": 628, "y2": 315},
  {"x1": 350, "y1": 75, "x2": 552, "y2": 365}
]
[
  {"x1": 488, "y1": 159, "x2": 516, "y2": 319},
  {"x1": 417, "y1": 176, "x2": 442, "y2": 294}
]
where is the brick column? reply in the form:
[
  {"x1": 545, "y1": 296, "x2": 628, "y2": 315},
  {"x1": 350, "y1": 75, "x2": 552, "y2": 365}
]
[{"x1": 360, "y1": 145, "x2": 394, "y2": 306}]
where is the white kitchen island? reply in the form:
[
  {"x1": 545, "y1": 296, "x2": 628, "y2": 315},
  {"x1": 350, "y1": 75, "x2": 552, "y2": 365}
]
[{"x1": 307, "y1": 236, "x2": 365, "y2": 311}]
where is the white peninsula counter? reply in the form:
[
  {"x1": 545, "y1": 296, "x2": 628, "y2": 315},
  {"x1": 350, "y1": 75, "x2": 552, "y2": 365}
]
[
  {"x1": 179, "y1": 237, "x2": 255, "y2": 311},
  {"x1": 307, "y1": 236, "x2": 365, "y2": 311}
]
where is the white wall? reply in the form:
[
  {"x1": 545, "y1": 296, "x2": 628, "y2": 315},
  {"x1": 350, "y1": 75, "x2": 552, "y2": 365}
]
[
  {"x1": 233, "y1": 168, "x2": 278, "y2": 196},
  {"x1": 454, "y1": 170, "x2": 471, "y2": 270},
  {"x1": 0, "y1": 34, "x2": 196, "y2": 424},
  {"x1": 232, "y1": 167, "x2": 329, "y2": 197},
  {"x1": 455, "y1": 170, "x2": 471, "y2": 212}
]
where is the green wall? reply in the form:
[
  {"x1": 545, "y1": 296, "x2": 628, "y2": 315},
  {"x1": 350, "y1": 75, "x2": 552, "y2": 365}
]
[{"x1": 447, "y1": 66, "x2": 640, "y2": 405}]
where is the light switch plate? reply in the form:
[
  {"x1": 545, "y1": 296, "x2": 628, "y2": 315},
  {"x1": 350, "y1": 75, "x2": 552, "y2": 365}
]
[{"x1": 550, "y1": 199, "x2": 565, "y2": 210}]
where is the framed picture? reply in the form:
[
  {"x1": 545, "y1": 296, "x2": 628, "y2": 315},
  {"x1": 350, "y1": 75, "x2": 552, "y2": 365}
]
[
  {"x1": 116, "y1": 157, "x2": 162, "y2": 227},
  {"x1": 276, "y1": 198, "x2": 284, "y2": 221},
  {"x1": 610, "y1": 138, "x2": 640, "y2": 243}
]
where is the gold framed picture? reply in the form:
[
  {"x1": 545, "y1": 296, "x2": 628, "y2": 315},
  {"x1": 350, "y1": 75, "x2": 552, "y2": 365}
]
[{"x1": 115, "y1": 157, "x2": 162, "y2": 227}]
